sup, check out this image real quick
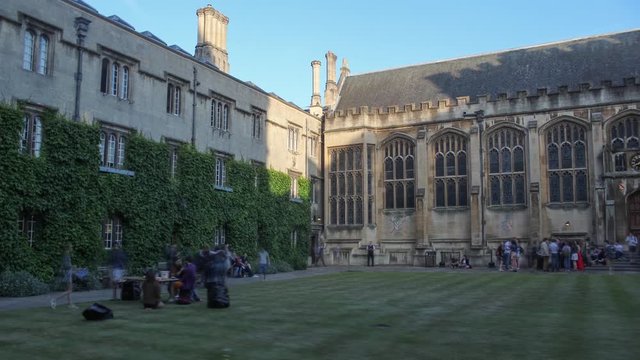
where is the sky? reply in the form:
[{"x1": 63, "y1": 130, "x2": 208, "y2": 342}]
[{"x1": 87, "y1": 0, "x2": 640, "y2": 110}]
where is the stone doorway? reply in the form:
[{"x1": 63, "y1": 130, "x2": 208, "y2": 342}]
[{"x1": 628, "y1": 191, "x2": 640, "y2": 235}]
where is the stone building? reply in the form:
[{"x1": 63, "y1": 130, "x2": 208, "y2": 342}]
[
  {"x1": 317, "y1": 30, "x2": 640, "y2": 266},
  {"x1": 0, "y1": 0, "x2": 324, "y2": 252}
]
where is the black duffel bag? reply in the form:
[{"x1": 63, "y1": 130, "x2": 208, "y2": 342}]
[
  {"x1": 206, "y1": 282, "x2": 230, "y2": 308},
  {"x1": 82, "y1": 303, "x2": 114, "y2": 321}
]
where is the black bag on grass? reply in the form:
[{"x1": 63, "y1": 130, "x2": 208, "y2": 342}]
[
  {"x1": 121, "y1": 280, "x2": 141, "y2": 301},
  {"x1": 82, "y1": 303, "x2": 113, "y2": 321},
  {"x1": 207, "y1": 283, "x2": 230, "y2": 308}
]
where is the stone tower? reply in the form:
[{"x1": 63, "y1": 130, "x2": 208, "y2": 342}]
[
  {"x1": 309, "y1": 60, "x2": 323, "y2": 117},
  {"x1": 195, "y1": 4, "x2": 230, "y2": 73}
]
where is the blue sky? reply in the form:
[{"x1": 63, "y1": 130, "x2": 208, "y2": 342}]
[{"x1": 89, "y1": 0, "x2": 640, "y2": 109}]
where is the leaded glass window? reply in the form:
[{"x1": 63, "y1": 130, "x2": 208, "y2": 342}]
[
  {"x1": 547, "y1": 122, "x2": 588, "y2": 203},
  {"x1": 383, "y1": 138, "x2": 415, "y2": 209},
  {"x1": 329, "y1": 145, "x2": 364, "y2": 225},
  {"x1": 433, "y1": 133, "x2": 468, "y2": 207},
  {"x1": 487, "y1": 127, "x2": 526, "y2": 206},
  {"x1": 610, "y1": 116, "x2": 640, "y2": 171}
]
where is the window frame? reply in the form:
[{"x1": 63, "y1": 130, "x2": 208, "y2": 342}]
[
  {"x1": 432, "y1": 132, "x2": 469, "y2": 209},
  {"x1": 17, "y1": 209, "x2": 40, "y2": 247},
  {"x1": 211, "y1": 97, "x2": 233, "y2": 132},
  {"x1": 98, "y1": 124, "x2": 129, "y2": 170},
  {"x1": 213, "y1": 225, "x2": 227, "y2": 246},
  {"x1": 166, "y1": 81, "x2": 183, "y2": 116},
  {"x1": 19, "y1": 112, "x2": 43, "y2": 158},
  {"x1": 102, "y1": 215, "x2": 123, "y2": 250},
  {"x1": 486, "y1": 126, "x2": 527, "y2": 207},
  {"x1": 214, "y1": 153, "x2": 233, "y2": 191},
  {"x1": 288, "y1": 126, "x2": 300, "y2": 153},
  {"x1": 99, "y1": 56, "x2": 132, "y2": 100},
  {"x1": 546, "y1": 120, "x2": 589, "y2": 205},
  {"x1": 329, "y1": 145, "x2": 364, "y2": 226},
  {"x1": 22, "y1": 20, "x2": 53, "y2": 76},
  {"x1": 382, "y1": 137, "x2": 416, "y2": 210}
]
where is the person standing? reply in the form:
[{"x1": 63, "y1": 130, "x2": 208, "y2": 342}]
[
  {"x1": 539, "y1": 238, "x2": 550, "y2": 272},
  {"x1": 502, "y1": 239, "x2": 512, "y2": 272},
  {"x1": 549, "y1": 238, "x2": 560, "y2": 272},
  {"x1": 51, "y1": 243, "x2": 77, "y2": 309},
  {"x1": 258, "y1": 248, "x2": 270, "y2": 280},
  {"x1": 625, "y1": 231, "x2": 638, "y2": 257},
  {"x1": 366, "y1": 241, "x2": 376, "y2": 267},
  {"x1": 315, "y1": 241, "x2": 326, "y2": 266},
  {"x1": 109, "y1": 243, "x2": 127, "y2": 300}
]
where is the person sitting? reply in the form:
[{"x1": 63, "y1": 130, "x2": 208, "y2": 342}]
[
  {"x1": 614, "y1": 242, "x2": 625, "y2": 259},
  {"x1": 174, "y1": 257, "x2": 196, "y2": 304},
  {"x1": 142, "y1": 270, "x2": 164, "y2": 310},
  {"x1": 460, "y1": 255, "x2": 472, "y2": 269}
]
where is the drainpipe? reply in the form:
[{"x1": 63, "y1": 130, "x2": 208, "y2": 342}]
[
  {"x1": 191, "y1": 67, "x2": 199, "y2": 146},
  {"x1": 73, "y1": 17, "x2": 91, "y2": 122}
]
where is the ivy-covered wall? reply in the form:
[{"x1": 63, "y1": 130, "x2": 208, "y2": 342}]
[{"x1": 0, "y1": 104, "x2": 310, "y2": 280}]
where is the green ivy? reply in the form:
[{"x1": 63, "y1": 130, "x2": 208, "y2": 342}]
[{"x1": 0, "y1": 104, "x2": 311, "y2": 281}]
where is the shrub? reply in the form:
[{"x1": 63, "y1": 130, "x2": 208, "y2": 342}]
[
  {"x1": 0, "y1": 271, "x2": 50, "y2": 297},
  {"x1": 271, "y1": 260, "x2": 294, "y2": 273}
]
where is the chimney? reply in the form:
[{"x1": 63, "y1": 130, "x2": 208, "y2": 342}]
[
  {"x1": 324, "y1": 51, "x2": 338, "y2": 108},
  {"x1": 195, "y1": 4, "x2": 230, "y2": 73},
  {"x1": 338, "y1": 58, "x2": 350, "y2": 89},
  {"x1": 310, "y1": 60, "x2": 322, "y2": 116}
]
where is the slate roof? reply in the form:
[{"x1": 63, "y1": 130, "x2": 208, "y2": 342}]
[{"x1": 335, "y1": 29, "x2": 640, "y2": 111}]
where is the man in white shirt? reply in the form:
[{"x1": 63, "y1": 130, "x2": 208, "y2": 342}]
[{"x1": 625, "y1": 231, "x2": 638, "y2": 254}]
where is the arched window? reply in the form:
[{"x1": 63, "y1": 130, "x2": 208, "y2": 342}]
[
  {"x1": 37, "y1": 35, "x2": 49, "y2": 75},
  {"x1": 117, "y1": 135, "x2": 126, "y2": 167},
  {"x1": 23, "y1": 30, "x2": 35, "y2": 71},
  {"x1": 99, "y1": 132, "x2": 106, "y2": 166},
  {"x1": 329, "y1": 145, "x2": 364, "y2": 225},
  {"x1": 100, "y1": 59, "x2": 110, "y2": 93},
  {"x1": 110, "y1": 63, "x2": 119, "y2": 96},
  {"x1": 383, "y1": 137, "x2": 415, "y2": 209},
  {"x1": 547, "y1": 121, "x2": 588, "y2": 203},
  {"x1": 107, "y1": 134, "x2": 117, "y2": 167},
  {"x1": 433, "y1": 133, "x2": 467, "y2": 207},
  {"x1": 610, "y1": 115, "x2": 640, "y2": 171},
  {"x1": 223, "y1": 104, "x2": 229, "y2": 131},
  {"x1": 120, "y1": 66, "x2": 129, "y2": 100},
  {"x1": 487, "y1": 127, "x2": 526, "y2": 206}
]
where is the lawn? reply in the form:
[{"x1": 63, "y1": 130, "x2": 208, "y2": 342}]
[{"x1": 0, "y1": 271, "x2": 639, "y2": 360}]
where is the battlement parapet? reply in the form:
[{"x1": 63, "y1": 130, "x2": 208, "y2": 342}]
[{"x1": 326, "y1": 77, "x2": 640, "y2": 120}]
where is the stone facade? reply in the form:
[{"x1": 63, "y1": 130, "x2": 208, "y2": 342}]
[
  {"x1": 0, "y1": 0, "x2": 324, "y2": 251},
  {"x1": 318, "y1": 31, "x2": 640, "y2": 267}
]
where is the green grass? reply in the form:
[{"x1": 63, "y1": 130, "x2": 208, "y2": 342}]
[{"x1": 1, "y1": 272, "x2": 639, "y2": 360}]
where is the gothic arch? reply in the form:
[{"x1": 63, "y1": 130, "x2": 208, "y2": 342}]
[
  {"x1": 603, "y1": 108, "x2": 640, "y2": 132},
  {"x1": 538, "y1": 115, "x2": 590, "y2": 134},
  {"x1": 381, "y1": 132, "x2": 416, "y2": 147},
  {"x1": 427, "y1": 127, "x2": 468, "y2": 146}
]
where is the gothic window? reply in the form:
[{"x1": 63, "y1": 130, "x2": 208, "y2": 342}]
[
  {"x1": 487, "y1": 127, "x2": 526, "y2": 206},
  {"x1": 102, "y1": 215, "x2": 123, "y2": 249},
  {"x1": 288, "y1": 126, "x2": 300, "y2": 152},
  {"x1": 610, "y1": 115, "x2": 640, "y2": 171},
  {"x1": 99, "y1": 126, "x2": 128, "y2": 169},
  {"x1": 329, "y1": 145, "x2": 364, "y2": 225},
  {"x1": 383, "y1": 138, "x2": 415, "y2": 209},
  {"x1": 547, "y1": 121, "x2": 588, "y2": 203},
  {"x1": 252, "y1": 112, "x2": 263, "y2": 139},
  {"x1": 433, "y1": 133, "x2": 468, "y2": 207},
  {"x1": 210, "y1": 98, "x2": 231, "y2": 132},
  {"x1": 23, "y1": 27, "x2": 51, "y2": 75},
  {"x1": 100, "y1": 58, "x2": 131, "y2": 100},
  {"x1": 166, "y1": 82, "x2": 182, "y2": 115},
  {"x1": 17, "y1": 209, "x2": 40, "y2": 247},
  {"x1": 367, "y1": 144, "x2": 375, "y2": 224},
  {"x1": 19, "y1": 113, "x2": 42, "y2": 158}
]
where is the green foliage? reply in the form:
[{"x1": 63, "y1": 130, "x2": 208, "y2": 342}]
[
  {"x1": 0, "y1": 104, "x2": 310, "y2": 285},
  {"x1": 0, "y1": 271, "x2": 50, "y2": 297}
]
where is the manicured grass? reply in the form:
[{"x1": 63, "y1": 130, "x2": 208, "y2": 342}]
[{"x1": 1, "y1": 271, "x2": 639, "y2": 360}]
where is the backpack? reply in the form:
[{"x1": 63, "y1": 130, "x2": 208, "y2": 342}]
[{"x1": 82, "y1": 303, "x2": 114, "y2": 321}]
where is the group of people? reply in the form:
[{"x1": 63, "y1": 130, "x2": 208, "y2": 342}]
[
  {"x1": 140, "y1": 244, "x2": 271, "y2": 309},
  {"x1": 495, "y1": 238, "x2": 525, "y2": 272}
]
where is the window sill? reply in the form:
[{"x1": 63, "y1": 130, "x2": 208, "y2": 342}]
[
  {"x1": 214, "y1": 185, "x2": 233, "y2": 192},
  {"x1": 327, "y1": 225, "x2": 364, "y2": 230},
  {"x1": 432, "y1": 206, "x2": 469, "y2": 212},
  {"x1": 382, "y1": 209, "x2": 415, "y2": 215},
  {"x1": 290, "y1": 197, "x2": 303, "y2": 203},
  {"x1": 486, "y1": 204, "x2": 528, "y2": 211},
  {"x1": 99, "y1": 166, "x2": 135, "y2": 177},
  {"x1": 546, "y1": 202, "x2": 589, "y2": 209}
]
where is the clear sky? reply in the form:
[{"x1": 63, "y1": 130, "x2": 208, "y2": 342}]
[{"x1": 88, "y1": 0, "x2": 640, "y2": 110}]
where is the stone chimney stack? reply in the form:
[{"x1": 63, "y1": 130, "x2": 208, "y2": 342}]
[
  {"x1": 309, "y1": 60, "x2": 322, "y2": 117},
  {"x1": 324, "y1": 51, "x2": 338, "y2": 108},
  {"x1": 338, "y1": 58, "x2": 350, "y2": 89},
  {"x1": 195, "y1": 4, "x2": 230, "y2": 73}
]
